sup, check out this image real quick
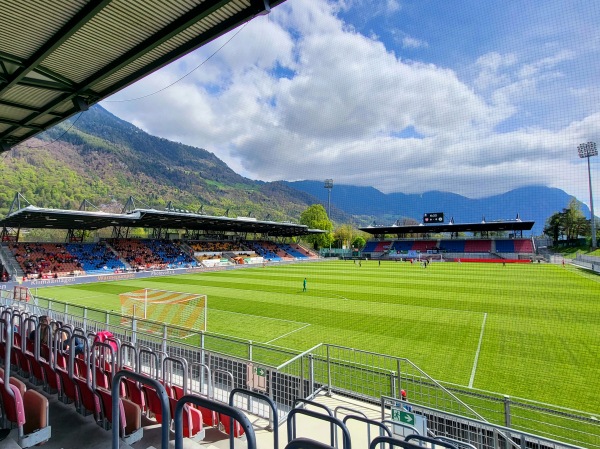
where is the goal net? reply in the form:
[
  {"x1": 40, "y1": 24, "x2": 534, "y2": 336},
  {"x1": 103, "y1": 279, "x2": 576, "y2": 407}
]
[{"x1": 119, "y1": 289, "x2": 207, "y2": 337}]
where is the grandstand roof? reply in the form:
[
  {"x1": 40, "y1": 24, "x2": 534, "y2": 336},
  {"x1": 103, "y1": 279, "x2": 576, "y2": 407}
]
[
  {"x1": 360, "y1": 220, "x2": 535, "y2": 236},
  {"x1": 0, "y1": 0, "x2": 285, "y2": 151},
  {"x1": 0, "y1": 205, "x2": 321, "y2": 237}
]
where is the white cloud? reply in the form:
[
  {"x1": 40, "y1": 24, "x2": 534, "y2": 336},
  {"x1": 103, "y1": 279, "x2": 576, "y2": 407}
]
[
  {"x1": 102, "y1": 0, "x2": 600, "y2": 202},
  {"x1": 402, "y1": 36, "x2": 428, "y2": 49}
]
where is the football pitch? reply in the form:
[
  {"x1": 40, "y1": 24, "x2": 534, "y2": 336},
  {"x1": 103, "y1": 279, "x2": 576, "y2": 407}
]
[{"x1": 34, "y1": 260, "x2": 600, "y2": 414}]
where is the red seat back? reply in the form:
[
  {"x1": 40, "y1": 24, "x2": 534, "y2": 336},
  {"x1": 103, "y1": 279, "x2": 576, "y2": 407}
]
[
  {"x1": 219, "y1": 413, "x2": 244, "y2": 438},
  {"x1": 0, "y1": 381, "x2": 26, "y2": 426}
]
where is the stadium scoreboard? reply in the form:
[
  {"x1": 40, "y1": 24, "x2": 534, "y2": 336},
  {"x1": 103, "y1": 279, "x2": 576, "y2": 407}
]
[{"x1": 423, "y1": 212, "x2": 444, "y2": 223}]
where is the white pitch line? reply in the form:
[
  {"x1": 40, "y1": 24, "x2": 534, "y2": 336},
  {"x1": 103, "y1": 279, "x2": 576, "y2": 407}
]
[
  {"x1": 469, "y1": 312, "x2": 487, "y2": 389},
  {"x1": 265, "y1": 323, "x2": 311, "y2": 344},
  {"x1": 214, "y1": 309, "x2": 309, "y2": 326}
]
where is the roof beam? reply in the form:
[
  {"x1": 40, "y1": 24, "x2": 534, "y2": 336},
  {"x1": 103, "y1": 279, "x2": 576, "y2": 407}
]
[
  {"x1": 76, "y1": 0, "x2": 233, "y2": 94},
  {"x1": 18, "y1": 77, "x2": 75, "y2": 92},
  {"x1": 0, "y1": 0, "x2": 113, "y2": 97},
  {"x1": 0, "y1": 0, "x2": 232, "y2": 142},
  {"x1": 0, "y1": 118, "x2": 42, "y2": 130},
  {"x1": 95, "y1": 6, "x2": 263, "y2": 100},
  {"x1": 0, "y1": 0, "x2": 231, "y2": 142},
  {"x1": 0, "y1": 99, "x2": 62, "y2": 116}
]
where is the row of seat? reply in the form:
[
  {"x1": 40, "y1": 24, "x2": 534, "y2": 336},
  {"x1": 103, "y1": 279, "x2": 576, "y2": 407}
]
[
  {"x1": 0, "y1": 311, "x2": 52, "y2": 447},
  {"x1": 364, "y1": 239, "x2": 534, "y2": 254},
  {"x1": 8, "y1": 238, "x2": 319, "y2": 280},
  {"x1": 0, "y1": 309, "x2": 248, "y2": 447}
]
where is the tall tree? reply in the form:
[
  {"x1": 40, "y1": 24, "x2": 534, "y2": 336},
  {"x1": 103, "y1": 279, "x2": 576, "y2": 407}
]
[
  {"x1": 300, "y1": 204, "x2": 333, "y2": 249},
  {"x1": 352, "y1": 236, "x2": 366, "y2": 249},
  {"x1": 334, "y1": 224, "x2": 355, "y2": 249},
  {"x1": 544, "y1": 199, "x2": 590, "y2": 245},
  {"x1": 543, "y1": 212, "x2": 563, "y2": 245}
]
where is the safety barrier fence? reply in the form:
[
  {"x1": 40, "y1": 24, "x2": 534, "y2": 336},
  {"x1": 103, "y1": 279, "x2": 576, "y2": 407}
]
[
  {"x1": 2, "y1": 292, "x2": 597, "y2": 449},
  {"x1": 575, "y1": 254, "x2": 600, "y2": 264},
  {"x1": 573, "y1": 254, "x2": 600, "y2": 273},
  {"x1": 381, "y1": 396, "x2": 586, "y2": 449}
]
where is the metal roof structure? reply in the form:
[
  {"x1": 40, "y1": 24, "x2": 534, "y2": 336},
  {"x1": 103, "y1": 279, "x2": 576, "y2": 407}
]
[
  {"x1": 0, "y1": 0, "x2": 285, "y2": 151},
  {"x1": 0, "y1": 205, "x2": 321, "y2": 237},
  {"x1": 360, "y1": 220, "x2": 535, "y2": 236}
]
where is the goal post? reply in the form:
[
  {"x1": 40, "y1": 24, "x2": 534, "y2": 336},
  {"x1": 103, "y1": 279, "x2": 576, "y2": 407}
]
[
  {"x1": 119, "y1": 289, "x2": 207, "y2": 334},
  {"x1": 13, "y1": 285, "x2": 31, "y2": 302}
]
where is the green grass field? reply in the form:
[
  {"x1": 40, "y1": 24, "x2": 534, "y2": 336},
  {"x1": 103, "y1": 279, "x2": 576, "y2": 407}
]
[{"x1": 33, "y1": 260, "x2": 600, "y2": 415}]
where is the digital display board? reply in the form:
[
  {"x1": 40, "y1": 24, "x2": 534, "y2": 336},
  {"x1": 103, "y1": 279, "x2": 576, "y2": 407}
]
[{"x1": 423, "y1": 212, "x2": 444, "y2": 223}]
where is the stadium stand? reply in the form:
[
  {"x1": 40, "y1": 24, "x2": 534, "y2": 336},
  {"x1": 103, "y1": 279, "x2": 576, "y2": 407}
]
[
  {"x1": 391, "y1": 241, "x2": 414, "y2": 252},
  {"x1": 362, "y1": 241, "x2": 379, "y2": 252},
  {"x1": 65, "y1": 243, "x2": 125, "y2": 274},
  {"x1": 279, "y1": 244, "x2": 308, "y2": 259},
  {"x1": 143, "y1": 239, "x2": 197, "y2": 268},
  {"x1": 244, "y1": 241, "x2": 284, "y2": 261},
  {"x1": 107, "y1": 239, "x2": 196, "y2": 270},
  {"x1": 361, "y1": 237, "x2": 537, "y2": 264},
  {"x1": 9, "y1": 243, "x2": 83, "y2": 278},
  {"x1": 189, "y1": 240, "x2": 248, "y2": 252},
  {"x1": 410, "y1": 240, "x2": 437, "y2": 252},
  {"x1": 513, "y1": 239, "x2": 534, "y2": 253},
  {"x1": 494, "y1": 240, "x2": 515, "y2": 253},
  {"x1": 374, "y1": 241, "x2": 393, "y2": 252},
  {"x1": 463, "y1": 239, "x2": 492, "y2": 253},
  {"x1": 438, "y1": 240, "x2": 466, "y2": 253}
]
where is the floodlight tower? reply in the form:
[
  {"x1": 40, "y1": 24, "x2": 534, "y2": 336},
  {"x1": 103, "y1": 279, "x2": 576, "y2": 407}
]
[
  {"x1": 578, "y1": 142, "x2": 598, "y2": 249},
  {"x1": 324, "y1": 179, "x2": 333, "y2": 255}
]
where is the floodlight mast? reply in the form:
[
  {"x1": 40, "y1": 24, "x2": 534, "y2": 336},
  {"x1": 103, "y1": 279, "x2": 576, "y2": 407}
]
[
  {"x1": 324, "y1": 179, "x2": 333, "y2": 256},
  {"x1": 577, "y1": 142, "x2": 598, "y2": 249}
]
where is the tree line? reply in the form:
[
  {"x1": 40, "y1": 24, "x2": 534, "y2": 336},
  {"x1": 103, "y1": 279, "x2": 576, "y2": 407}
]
[{"x1": 543, "y1": 198, "x2": 597, "y2": 246}]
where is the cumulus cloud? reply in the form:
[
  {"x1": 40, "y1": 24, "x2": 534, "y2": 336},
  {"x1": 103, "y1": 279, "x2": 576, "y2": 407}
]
[{"x1": 102, "y1": 0, "x2": 600, "y2": 201}]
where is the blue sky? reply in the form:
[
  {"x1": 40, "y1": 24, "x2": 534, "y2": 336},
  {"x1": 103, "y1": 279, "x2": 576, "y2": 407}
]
[{"x1": 103, "y1": 0, "x2": 600, "y2": 204}]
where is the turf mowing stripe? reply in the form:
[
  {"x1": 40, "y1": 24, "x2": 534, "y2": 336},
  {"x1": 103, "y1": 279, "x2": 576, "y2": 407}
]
[
  {"x1": 469, "y1": 312, "x2": 487, "y2": 388},
  {"x1": 213, "y1": 308, "x2": 310, "y2": 326},
  {"x1": 265, "y1": 323, "x2": 311, "y2": 344}
]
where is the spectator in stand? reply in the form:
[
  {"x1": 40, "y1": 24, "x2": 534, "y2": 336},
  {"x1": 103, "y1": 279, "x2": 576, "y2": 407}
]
[{"x1": 400, "y1": 389, "x2": 412, "y2": 412}]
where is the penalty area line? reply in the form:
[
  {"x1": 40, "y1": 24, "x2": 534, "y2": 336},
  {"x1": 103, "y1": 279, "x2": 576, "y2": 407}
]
[
  {"x1": 265, "y1": 323, "x2": 311, "y2": 344},
  {"x1": 469, "y1": 312, "x2": 487, "y2": 389},
  {"x1": 214, "y1": 309, "x2": 308, "y2": 326}
]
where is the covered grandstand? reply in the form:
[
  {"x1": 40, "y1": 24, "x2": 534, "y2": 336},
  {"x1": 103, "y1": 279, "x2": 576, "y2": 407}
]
[
  {"x1": 360, "y1": 218, "x2": 537, "y2": 261},
  {"x1": 0, "y1": 199, "x2": 323, "y2": 281}
]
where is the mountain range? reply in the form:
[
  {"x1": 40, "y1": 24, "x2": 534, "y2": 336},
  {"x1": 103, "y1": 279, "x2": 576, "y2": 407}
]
[
  {"x1": 0, "y1": 105, "x2": 586, "y2": 236},
  {"x1": 285, "y1": 181, "x2": 588, "y2": 235}
]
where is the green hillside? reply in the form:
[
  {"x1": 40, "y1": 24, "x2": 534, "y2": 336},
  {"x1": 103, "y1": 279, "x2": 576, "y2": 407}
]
[{"x1": 0, "y1": 106, "x2": 322, "y2": 223}]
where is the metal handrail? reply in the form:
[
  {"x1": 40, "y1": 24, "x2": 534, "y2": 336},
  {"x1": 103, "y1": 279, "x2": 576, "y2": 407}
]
[
  {"x1": 343, "y1": 415, "x2": 392, "y2": 448},
  {"x1": 230, "y1": 388, "x2": 279, "y2": 449},
  {"x1": 405, "y1": 434, "x2": 458, "y2": 449},
  {"x1": 287, "y1": 408, "x2": 351, "y2": 449},
  {"x1": 285, "y1": 438, "x2": 336, "y2": 449},
  {"x1": 91, "y1": 341, "x2": 115, "y2": 390},
  {"x1": 174, "y1": 393, "x2": 256, "y2": 449},
  {"x1": 369, "y1": 436, "x2": 423, "y2": 449},
  {"x1": 381, "y1": 419, "x2": 420, "y2": 436},
  {"x1": 112, "y1": 370, "x2": 170, "y2": 449},
  {"x1": 162, "y1": 355, "x2": 188, "y2": 393},
  {"x1": 189, "y1": 361, "x2": 211, "y2": 398}
]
